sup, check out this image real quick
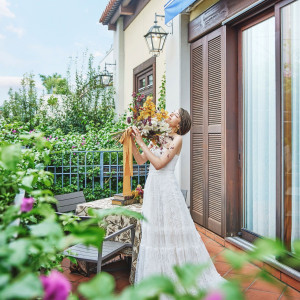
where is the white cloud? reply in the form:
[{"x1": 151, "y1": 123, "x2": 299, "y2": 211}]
[
  {"x1": 0, "y1": 33, "x2": 5, "y2": 39},
  {"x1": 0, "y1": 76, "x2": 43, "y2": 90},
  {"x1": 0, "y1": 0, "x2": 15, "y2": 19},
  {"x1": 93, "y1": 50, "x2": 104, "y2": 58},
  {"x1": 0, "y1": 76, "x2": 21, "y2": 87},
  {"x1": 6, "y1": 24, "x2": 24, "y2": 37}
]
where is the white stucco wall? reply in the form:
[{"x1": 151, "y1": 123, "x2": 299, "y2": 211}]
[
  {"x1": 123, "y1": 0, "x2": 166, "y2": 109},
  {"x1": 165, "y1": 13, "x2": 191, "y2": 206},
  {"x1": 114, "y1": 18, "x2": 125, "y2": 115}
]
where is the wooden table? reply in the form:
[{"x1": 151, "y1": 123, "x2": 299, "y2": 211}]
[{"x1": 76, "y1": 197, "x2": 142, "y2": 284}]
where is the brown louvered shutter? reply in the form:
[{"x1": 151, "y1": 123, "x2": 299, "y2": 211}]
[
  {"x1": 191, "y1": 28, "x2": 224, "y2": 236},
  {"x1": 191, "y1": 38, "x2": 204, "y2": 225},
  {"x1": 207, "y1": 30, "x2": 224, "y2": 236}
]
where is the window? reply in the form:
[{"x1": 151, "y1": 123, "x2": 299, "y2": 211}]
[
  {"x1": 133, "y1": 57, "x2": 156, "y2": 104},
  {"x1": 239, "y1": 0, "x2": 300, "y2": 250}
]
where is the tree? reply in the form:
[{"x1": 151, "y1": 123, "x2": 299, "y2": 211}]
[
  {"x1": 1, "y1": 74, "x2": 38, "y2": 129},
  {"x1": 39, "y1": 73, "x2": 69, "y2": 95}
]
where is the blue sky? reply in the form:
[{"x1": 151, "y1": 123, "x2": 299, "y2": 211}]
[{"x1": 0, "y1": 0, "x2": 113, "y2": 105}]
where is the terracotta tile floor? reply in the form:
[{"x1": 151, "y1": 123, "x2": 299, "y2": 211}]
[{"x1": 62, "y1": 230, "x2": 300, "y2": 299}]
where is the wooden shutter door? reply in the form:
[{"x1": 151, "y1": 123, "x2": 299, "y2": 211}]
[
  {"x1": 206, "y1": 28, "x2": 224, "y2": 236},
  {"x1": 191, "y1": 38, "x2": 204, "y2": 225},
  {"x1": 191, "y1": 27, "x2": 225, "y2": 236}
]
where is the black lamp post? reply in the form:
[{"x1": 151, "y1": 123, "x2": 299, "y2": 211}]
[{"x1": 144, "y1": 13, "x2": 168, "y2": 57}]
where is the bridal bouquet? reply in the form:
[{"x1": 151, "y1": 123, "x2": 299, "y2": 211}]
[{"x1": 112, "y1": 93, "x2": 171, "y2": 146}]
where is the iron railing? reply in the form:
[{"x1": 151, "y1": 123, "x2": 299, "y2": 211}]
[{"x1": 46, "y1": 150, "x2": 149, "y2": 196}]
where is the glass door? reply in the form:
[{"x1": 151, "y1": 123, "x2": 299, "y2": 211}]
[{"x1": 242, "y1": 16, "x2": 276, "y2": 238}]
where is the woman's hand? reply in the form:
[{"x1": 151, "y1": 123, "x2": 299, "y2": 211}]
[{"x1": 131, "y1": 127, "x2": 145, "y2": 147}]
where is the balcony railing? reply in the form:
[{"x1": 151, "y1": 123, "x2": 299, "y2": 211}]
[{"x1": 46, "y1": 150, "x2": 149, "y2": 199}]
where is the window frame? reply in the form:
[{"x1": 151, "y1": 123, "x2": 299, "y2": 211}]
[
  {"x1": 237, "y1": 9, "x2": 278, "y2": 243},
  {"x1": 237, "y1": 0, "x2": 299, "y2": 246},
  {"x1": 133, "y1": 57, "x2": 156, "y2": 103}
]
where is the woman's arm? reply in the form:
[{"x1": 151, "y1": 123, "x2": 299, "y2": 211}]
[
  {"x1": 132, "y1": 127, "x2": 182, "y2": 170},
  {"x1": 132, "y1": 139, "x2": 149, "y2": 165}
]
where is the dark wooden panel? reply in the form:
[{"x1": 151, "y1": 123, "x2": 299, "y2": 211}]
[
  {"x1": 188, "y1": 0, "x2": 277, "y2": 42},
  {"x1": 224, "y1": 26, "x2": 239, "y2": 237},
  {"x1": 123, "y1": 0, "x2": 151, "y2": 30}
]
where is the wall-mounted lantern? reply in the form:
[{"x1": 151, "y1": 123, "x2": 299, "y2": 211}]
[
  {"x1": 100, "y1": 62, "x2": 116, "y2": 86},
  {"x1": 144, "y1": 13, "x2": 171, "y2": 57}
]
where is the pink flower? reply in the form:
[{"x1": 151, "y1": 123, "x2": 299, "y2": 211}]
[
  {"x1": 20, "y1": 197, "x2": 35, "y2": 212},
  {"x1": 50, "y1": 135, "x2": 52, "y2": 138},
  {"x1": 204, "y1": 291, "x2": 224, "y2": 300},
  {"x1": 72, "y1": 146, "x2": 76, "y2": 148},
  {"x1": 12, "y1": 130, "x2": 17, "y2": 133},
  {"x1": 62, "y1": 138, "x2": 65, "y2": 141},
  {"x1": 47, "y1": 138, "x2": 49, "y2": 141},
  {"x1": 82, "y1": 137, "x2": 85, "y2": 140},
  {"x1": 40, "y1": 270, "x2": 71, "y2": 300}
]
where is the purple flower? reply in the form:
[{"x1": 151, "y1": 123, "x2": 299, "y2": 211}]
[
  {"x1": 20, "y1": 197, "x2": 35, "y2": 212},
  {"x1": 97, "y1": 142, "x2": 99, "y2": 144},
  {"x1": 55, "y1": 137, "x2": 58, "y2": 140},
  {"x1": 12, "y1": 130, "x2": 17, "y2": 133},
  {"x1": 127, "y1": 116, "x2": 131, "y2": 124},
  {"x1": 40, "y1": 270, "x2": 71, "y2": 300},
  {"x1": 49, "y1": 135, "x2": 52, "y2": 139},
  {"x1": 204, "y1": 291, "x2": 224, "y2": 300},
  {"x1": 72, "y1": 146, "x2": 76, "y2": 148},
  {"x1": 82, "y1": 137, "x2": 85, "y2": 140}
]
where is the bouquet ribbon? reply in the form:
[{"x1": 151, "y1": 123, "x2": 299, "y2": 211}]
[{"x1": 119, "y1": 128, "x2": 133, "y2": 196}]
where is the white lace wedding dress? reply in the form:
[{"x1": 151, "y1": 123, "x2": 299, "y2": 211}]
[{"x1": 135, "y1": 147, "x2": 224, "y2": 290}]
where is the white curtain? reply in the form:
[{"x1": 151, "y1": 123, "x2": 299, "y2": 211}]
[{"x1": 243, "y1": 17, "x2": 276, "y2": 238}]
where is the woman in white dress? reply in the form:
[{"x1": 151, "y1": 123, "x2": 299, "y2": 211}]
[{"x1": 131, "y1": 108, "x2": 224, "y2": 289}]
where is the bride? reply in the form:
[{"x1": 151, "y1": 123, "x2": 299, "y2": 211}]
[{"x1": 131, "y1": 108, "x2": 224, "y2": 290}]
